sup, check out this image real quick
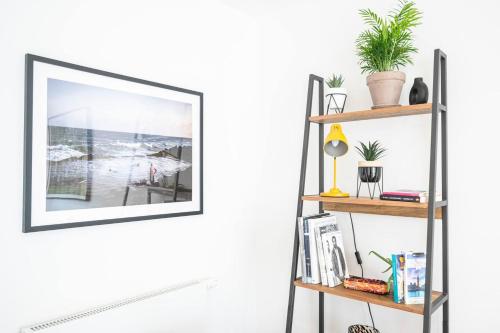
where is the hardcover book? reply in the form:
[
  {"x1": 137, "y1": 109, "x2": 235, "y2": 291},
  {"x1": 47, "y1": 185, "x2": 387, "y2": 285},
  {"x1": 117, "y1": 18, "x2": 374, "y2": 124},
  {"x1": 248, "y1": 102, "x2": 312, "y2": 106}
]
[
  {"x1": 404, "y1": 252, "x2": 426, "y2": 305},
  {"x1": 381, "y1": 190, "x2": 442, "y2": 203},
  {"x1": 319, "y1": 223, "x2": 349, "y2": 287}
]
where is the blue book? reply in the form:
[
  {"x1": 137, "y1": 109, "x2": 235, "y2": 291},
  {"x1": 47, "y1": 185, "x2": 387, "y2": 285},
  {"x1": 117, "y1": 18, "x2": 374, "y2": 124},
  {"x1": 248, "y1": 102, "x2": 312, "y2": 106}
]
[{"x1": 392, "y1": 253, "x2": 405, "y2": 303}]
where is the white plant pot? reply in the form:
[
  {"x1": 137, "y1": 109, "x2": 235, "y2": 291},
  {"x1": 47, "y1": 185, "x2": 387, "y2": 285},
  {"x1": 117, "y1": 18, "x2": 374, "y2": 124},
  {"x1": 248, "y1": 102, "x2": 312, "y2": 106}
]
[
  {"x1": 358, "y1": 160, "x2": 383, "y2": 168},
  {"x1": 366, "y1": 71, "x2": 406, "y2": 109},
  {"x1": 325, "y1": 87, "x2": 347, "y2": 113}
]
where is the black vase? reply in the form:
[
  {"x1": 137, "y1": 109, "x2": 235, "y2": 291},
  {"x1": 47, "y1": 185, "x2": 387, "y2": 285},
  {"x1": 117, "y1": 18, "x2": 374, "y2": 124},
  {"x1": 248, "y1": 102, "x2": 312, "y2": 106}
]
[{"x1": 409, "y1": 77, "x2": 429, "y2": 105}]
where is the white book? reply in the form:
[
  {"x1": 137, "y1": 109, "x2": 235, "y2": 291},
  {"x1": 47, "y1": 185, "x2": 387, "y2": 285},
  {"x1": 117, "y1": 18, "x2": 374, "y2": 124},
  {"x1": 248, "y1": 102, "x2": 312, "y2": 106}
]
[
  {"x1": 313, "y1": 216, "x2": 337, "y2": 286},
  {"x1": 301, "y1": 213, "x2": 330, "y2": 284},
  {"x1": 297, "y1": 213, "x2": 328, "y2": 283},
  {"x1": 319, "y1": 223, "x2": 349, "y2": 287},
  {"x1": 404, "y1": 252, "x2": 426, "y2": 305},
  {"x1": 306, "y1": 214, "x2": 334, "y2": 284}
]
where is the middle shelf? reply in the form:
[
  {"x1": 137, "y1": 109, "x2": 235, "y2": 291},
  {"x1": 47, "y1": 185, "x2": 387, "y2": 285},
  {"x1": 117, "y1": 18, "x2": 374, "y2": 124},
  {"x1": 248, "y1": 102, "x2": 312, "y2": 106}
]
[
  {"x1": 294, "y1": 279, "x2": 441, "y2": 315},
  {"x1": 302, "y1": 195, "x2": 444, "y2": 219}
]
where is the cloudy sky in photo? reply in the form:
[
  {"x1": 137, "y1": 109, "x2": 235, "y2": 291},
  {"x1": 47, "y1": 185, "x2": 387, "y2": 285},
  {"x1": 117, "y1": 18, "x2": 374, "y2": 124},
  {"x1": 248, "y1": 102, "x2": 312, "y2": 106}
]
[{"x1": 47, "y1": 78, "x2": 192, "y2": 138}]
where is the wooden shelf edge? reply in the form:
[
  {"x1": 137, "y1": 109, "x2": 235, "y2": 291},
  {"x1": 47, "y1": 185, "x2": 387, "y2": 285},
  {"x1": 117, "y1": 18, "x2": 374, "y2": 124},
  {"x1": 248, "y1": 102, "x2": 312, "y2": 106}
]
[
  {"x1": 294, "y1": 279, "x2": 441, "y2": 315},
  {"x1": 303, "y1": 195, "x2": 442, "y2": 219},
  {"x1": 309, "y1": 103, "x2": 432, "y2": 124}
]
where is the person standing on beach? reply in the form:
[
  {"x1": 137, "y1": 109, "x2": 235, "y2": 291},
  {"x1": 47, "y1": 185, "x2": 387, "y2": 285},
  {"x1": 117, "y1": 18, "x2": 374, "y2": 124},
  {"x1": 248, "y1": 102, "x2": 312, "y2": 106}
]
[{"x1": 149, "y1": 163, "x2": 157, "y2": 185}]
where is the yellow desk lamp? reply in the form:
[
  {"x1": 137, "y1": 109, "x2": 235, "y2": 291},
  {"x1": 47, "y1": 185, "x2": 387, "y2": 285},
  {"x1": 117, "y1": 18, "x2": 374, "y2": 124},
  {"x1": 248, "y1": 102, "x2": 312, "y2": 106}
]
[{"x1": 321, "y1": 124, "x2": 349, "y2": 197}]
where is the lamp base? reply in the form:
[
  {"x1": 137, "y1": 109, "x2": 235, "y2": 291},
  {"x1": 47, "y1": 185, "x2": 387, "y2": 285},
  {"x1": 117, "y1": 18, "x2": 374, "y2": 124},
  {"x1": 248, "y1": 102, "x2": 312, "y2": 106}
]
[{"x1": 320, "y1": 187, "x2": 350, "y2": 197}]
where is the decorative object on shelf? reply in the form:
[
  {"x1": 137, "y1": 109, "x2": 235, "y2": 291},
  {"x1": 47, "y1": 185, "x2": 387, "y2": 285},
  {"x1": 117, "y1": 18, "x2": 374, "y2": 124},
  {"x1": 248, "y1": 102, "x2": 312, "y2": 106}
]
[
  {"x1": 343, "y1": 276, "x2": 388, "y2": 295},
  {"x1": 325, "y1": 74, "x2": 347, "y2": 114},
  {"x1": 23, "y1": 54, "x2": 203, "y2": 232},
  {"x1": 355, "y1": 140, "x2": 386, "y2": 199},
  {"x1": 348, "y1": 325, "x2": 380, "y2": 333},
  {"x1": 409, "y1": 77, "x2": 429, "y2": 104},
  {"x1": 369, "y1": 250, "x2": 393, "y2": 293},
  {"x1": 321, "y1": 124, "x2": 349, "y2": 197},
  {"x1": 356, "y1": 0, "x2": 422, "y2": 109}
]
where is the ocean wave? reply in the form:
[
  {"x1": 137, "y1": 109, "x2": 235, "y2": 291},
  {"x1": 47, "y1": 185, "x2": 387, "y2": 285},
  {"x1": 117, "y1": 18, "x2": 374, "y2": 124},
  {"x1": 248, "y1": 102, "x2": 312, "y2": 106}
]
[
  {"x1": 48, "y1": 145, "x2": 87, "y2": 162},
  {"x1": 47, "y1": 155, "x2": 192, "y2": 194}
]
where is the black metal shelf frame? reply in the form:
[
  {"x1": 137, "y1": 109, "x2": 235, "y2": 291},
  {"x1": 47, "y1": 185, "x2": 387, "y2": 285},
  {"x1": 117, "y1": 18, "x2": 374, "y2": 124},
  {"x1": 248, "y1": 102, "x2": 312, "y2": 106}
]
[{"x1": 285, "y1": 49, "x2": 449, "y2": 333}]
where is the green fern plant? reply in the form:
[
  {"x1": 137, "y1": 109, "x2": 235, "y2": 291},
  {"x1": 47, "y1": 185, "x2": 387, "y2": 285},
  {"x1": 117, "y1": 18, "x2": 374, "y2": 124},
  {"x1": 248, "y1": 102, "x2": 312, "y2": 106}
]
[
  {"x1": 355, "y1": 140, "x2": 387, "y2": 161},
  {"x1": 356, "y1": 0, "x2": 422, "y2": 74},
  {"x1": 326, "y1": 74, "x2": 344, "y2": 88}
]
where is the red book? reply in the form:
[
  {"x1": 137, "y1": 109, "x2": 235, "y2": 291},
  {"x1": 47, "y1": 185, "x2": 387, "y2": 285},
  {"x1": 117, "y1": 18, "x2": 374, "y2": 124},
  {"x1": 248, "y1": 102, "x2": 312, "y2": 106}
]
[{"x1": 382, "y1": 190, "x2": 426, "y2": 197}]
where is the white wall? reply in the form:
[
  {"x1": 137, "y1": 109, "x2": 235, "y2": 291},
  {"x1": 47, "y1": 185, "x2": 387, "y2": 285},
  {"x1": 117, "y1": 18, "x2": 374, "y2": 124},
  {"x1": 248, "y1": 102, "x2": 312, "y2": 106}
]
[
  {"x1": 0, "y1": 1, "x2": 262, "y2": 332},
  {"x1": 0, "y1": 0, "x2": 499, "y2": 333}
]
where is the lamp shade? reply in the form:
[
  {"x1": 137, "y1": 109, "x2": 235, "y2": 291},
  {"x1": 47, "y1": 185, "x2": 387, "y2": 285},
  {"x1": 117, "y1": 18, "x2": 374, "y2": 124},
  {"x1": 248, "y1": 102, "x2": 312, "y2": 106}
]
[{"x1": 324, "y1": 124, "x2": 348, "y2": 157}]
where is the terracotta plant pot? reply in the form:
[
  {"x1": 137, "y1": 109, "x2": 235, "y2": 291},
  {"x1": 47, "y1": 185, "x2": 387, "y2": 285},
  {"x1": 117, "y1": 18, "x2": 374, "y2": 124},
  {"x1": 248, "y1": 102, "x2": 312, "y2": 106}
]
[{"x1": 366, "y1": 71, "x2": 406, "y2": 109}]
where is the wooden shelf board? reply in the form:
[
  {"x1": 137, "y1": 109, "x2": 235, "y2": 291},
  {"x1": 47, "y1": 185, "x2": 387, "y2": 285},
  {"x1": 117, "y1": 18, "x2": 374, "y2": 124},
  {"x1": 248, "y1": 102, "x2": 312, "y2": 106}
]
[
  {"x1": 309, "y1": 103, "x2": 432, "y2": 124},
  {"x1": 303, "y1": 195, "x2": 442, "y2": 219},
  {"x1": 294, "y1": 280, "x2": 441, "y2": 315}
]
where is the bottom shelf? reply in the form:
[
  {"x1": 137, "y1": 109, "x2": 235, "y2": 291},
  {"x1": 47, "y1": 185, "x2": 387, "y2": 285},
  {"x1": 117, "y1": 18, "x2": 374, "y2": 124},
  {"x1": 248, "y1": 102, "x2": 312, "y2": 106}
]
[{"x1": 294, "y1": 279, "x2": 441, "y2": 315}]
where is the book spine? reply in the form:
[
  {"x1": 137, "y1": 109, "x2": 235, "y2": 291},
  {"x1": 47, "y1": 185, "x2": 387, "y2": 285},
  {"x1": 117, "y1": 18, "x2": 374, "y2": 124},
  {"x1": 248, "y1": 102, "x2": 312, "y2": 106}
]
[
  {"x1": 392, "y1": 254, "x2": 399, "y2": 303},
  {"x1": 297, "y1": 217, "x2": 307, "y2": 283},
  {"x1": 303, "y1": 217, "x2": 311, "y2": 283},
  {"x1": 315, "y1": 225, "x2": 328, "y2": 286},
  {"x1": 383, "y1": 191, "x2": 425, "y2": 196},
  {"x1": 380, "y1": 195, "x2": 421, "y2": 202},
  {"x1": 308, "y1": 220, "x2": 321, "y2": 284}
]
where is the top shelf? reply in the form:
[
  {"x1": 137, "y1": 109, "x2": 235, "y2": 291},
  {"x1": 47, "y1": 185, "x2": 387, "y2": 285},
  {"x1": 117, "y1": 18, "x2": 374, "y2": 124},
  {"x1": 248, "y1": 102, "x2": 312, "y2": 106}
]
[{"x1": 310, "y1": 103, "x2": 432, "y2": 124}]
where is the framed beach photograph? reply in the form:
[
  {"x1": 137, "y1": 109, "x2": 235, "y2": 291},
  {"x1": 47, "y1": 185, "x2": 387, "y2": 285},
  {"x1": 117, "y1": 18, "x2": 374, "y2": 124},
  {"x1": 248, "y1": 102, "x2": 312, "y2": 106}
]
[{"x1": 23, "y1": 54, "x2": 203, "y2": 232}]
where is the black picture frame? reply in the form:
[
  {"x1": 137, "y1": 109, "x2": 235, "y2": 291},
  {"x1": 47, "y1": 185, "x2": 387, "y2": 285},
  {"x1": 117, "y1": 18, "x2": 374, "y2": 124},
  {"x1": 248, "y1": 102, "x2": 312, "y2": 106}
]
[{"x1": 23, "y1": 54, "x2": 203, "y2": 233}]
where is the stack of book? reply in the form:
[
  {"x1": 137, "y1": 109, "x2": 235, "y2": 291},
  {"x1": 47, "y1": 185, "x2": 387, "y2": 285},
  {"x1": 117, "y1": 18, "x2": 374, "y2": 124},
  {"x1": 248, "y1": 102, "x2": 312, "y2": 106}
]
[
  {"x1": 392, "y1": 252, "x2": 426, "y2": 304},
  {"x1": 380, "y1": 190, "x2": 442, "y2": 203},
  {"x1": 298, "y1": 213, "x2": 349, "y2": 288}
]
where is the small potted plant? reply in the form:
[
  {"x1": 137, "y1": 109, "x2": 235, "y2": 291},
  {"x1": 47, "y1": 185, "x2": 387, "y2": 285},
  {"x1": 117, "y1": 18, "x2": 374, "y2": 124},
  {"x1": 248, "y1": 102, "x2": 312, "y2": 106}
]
[
  {"x1": 325, "y1": 74, "x2": 346, "y2": 113},
  {"x1": 356, "y1": 0, "x2": 422, "y2": 109},
  {"x1": 355, "y1": 140, "x2": 386, "y2": 183}
]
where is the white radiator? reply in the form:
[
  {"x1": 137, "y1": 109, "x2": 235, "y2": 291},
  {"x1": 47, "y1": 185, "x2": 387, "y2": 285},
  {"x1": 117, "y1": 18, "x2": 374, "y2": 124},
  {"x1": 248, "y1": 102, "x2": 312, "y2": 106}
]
[{"x1": 21, "y1": 278, "x2": 214, "y2": 333}]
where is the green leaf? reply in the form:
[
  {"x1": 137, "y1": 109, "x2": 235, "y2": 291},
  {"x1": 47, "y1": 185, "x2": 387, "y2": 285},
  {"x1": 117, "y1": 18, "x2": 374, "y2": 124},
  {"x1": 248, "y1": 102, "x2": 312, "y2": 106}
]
[
  {"x1": 369, "y1": 250, "x2": 392, "y2": 266},
  {"x1": 326, "y1": 74, "x2": 344, "y2": 88},
  {"x1": 355, "y1": 140, "x2": 387, "y2": 161}
]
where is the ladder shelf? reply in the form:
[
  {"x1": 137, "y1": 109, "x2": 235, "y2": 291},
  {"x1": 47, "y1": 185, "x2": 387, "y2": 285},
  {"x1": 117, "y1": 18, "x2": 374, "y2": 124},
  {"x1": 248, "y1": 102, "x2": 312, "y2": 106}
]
[{"x1": 285, "y1": 49, "x2": 449, "y2": 333}]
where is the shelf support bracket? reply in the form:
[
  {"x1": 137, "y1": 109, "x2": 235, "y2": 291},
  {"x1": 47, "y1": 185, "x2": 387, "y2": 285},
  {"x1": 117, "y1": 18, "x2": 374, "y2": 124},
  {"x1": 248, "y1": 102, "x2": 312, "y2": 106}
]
[
  {"x1": 423, "y1": 49, "x2": 449, "y2": 333},
  {"x1": 285, "y1": 74, "x2": 324, "y2": 333}
]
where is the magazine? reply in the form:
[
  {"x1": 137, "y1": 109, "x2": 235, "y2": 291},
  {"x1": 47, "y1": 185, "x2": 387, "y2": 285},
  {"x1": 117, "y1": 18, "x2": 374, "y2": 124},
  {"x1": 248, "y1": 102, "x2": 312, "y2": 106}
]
[
  {"x1": 303, "y1": 213, "x2": 331, "y2": 284},
  {"x1": 404, "y1": 252, "x2": 426, "y2": 304},
  {"x1": 313, "y1": 216, "x2": 337, "y2": 286},
  {"x1": 319, "y1": 223, "x2": 349, "y2": 287}
]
